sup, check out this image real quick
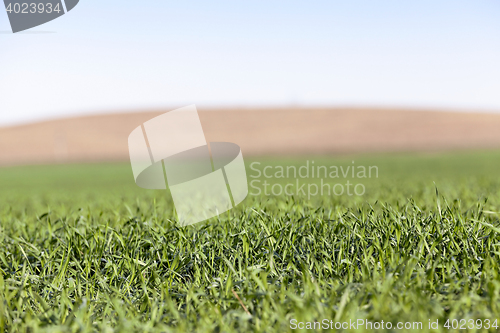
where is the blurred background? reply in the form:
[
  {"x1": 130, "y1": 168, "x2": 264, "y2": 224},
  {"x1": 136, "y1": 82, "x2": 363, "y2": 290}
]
[{"x1": 1, "y1": 0, "x2": 500, "y2": 165}]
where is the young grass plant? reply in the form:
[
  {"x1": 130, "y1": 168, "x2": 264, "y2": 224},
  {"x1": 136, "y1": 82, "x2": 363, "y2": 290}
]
[{"x1": 1, "y1": 152, "x2": 500, "y2": 332}]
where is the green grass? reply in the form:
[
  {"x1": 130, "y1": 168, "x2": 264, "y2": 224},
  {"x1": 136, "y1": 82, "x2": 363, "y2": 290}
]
[{"x1": 2, "y1": 151, "x2": 500, "y2": 332}]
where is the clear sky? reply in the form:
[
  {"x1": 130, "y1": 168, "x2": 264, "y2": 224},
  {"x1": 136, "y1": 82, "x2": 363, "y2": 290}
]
[{"x1": 1, "y1": 0, "x2": 499, "y2": 125}]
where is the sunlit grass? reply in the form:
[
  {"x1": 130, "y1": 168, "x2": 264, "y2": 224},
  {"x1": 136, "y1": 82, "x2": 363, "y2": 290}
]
[{"x1": 1, "y1": 151, "x2": 500, "y2": 332}]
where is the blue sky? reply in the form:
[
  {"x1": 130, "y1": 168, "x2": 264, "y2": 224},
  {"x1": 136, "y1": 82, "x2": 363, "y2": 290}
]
[{"x1": 1, "y1": 0, "x2": 499, "y2": 125}]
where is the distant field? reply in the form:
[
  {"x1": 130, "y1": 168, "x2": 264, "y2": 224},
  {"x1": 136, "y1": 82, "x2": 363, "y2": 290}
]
[
  {"x1": 2, "y1": 151, "x2": 500, "y2": 332},
  {"x1": 3, "y1": 108, "x2": 500, "y2": 165}
]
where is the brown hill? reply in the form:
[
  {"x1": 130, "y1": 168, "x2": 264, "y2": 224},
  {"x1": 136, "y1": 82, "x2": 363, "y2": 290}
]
[{"x1": 1, "y1": 107, "x2": 500, "y2": 165}]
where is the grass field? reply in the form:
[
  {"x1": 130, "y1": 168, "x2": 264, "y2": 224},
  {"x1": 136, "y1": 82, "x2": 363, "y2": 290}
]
[{"x1": 2, "y1": 151, "x2": 500, "y2": 332}]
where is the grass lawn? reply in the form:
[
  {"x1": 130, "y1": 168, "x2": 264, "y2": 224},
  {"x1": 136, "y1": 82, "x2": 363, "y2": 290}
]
[{"x1": 2, "y1": 151, "x2": 500, "y2": 332}]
